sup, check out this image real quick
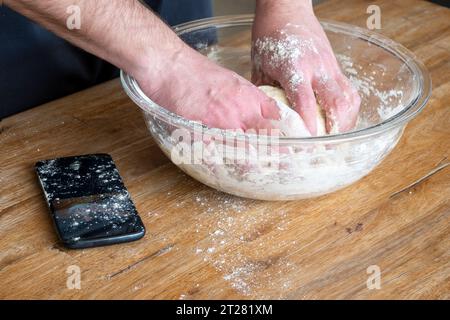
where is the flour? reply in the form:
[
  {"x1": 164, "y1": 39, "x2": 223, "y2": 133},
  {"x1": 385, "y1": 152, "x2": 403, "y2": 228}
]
[
  {"x1": 253, "y1": 33, "x2": 317, "y2": 90},
  {"x1": 254, "y1": 35, "x2": 318, "y2": 71},
  {"x1": 287, "y1": 70, "x2": 305, "y2": 92},
  {"x1": 335, "y1": 54, "x2": 407, "y2": 122},
  {"x1": 189, "y1": 191, "x2": 296, "y2": 297}
]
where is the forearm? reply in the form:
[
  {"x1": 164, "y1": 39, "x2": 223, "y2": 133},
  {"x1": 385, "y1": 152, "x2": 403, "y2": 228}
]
[{"x1": 4, "y1": 0, "x2": 187, "y2": 82}]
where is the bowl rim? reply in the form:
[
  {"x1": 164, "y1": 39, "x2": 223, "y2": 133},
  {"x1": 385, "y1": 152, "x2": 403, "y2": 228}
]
[{"x1": 121, "y1": 14, "x2": 432, "y2": 143}]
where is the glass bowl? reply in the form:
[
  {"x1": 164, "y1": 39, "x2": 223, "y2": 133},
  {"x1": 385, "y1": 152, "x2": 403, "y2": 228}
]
[{"x1": 121, "y1": 15, "x2": 431, "y2": 200}]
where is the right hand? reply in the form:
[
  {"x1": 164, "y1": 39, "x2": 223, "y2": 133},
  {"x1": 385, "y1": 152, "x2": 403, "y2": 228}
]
[
  {"x1": 135, "y1": 48, "x2": 281, "y2": 133},
  {"x1": 251, "y1": 2, "x2": 361, "y2": 135}
]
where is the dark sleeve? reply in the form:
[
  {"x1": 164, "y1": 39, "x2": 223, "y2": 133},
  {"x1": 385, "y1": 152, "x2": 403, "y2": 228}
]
[{"x1": 0, "y1": 6, "x2": 118, "y2": 119}]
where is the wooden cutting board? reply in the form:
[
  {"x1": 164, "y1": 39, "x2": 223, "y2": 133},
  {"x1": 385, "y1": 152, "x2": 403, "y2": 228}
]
[{"x1": 0, "y1": 0, "x2": 449, "y2": 299}]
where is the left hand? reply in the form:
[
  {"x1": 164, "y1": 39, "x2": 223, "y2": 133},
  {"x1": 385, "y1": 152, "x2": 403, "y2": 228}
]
[{"x1": 252, "y1": 1, "x2": 361, "y2": 135}]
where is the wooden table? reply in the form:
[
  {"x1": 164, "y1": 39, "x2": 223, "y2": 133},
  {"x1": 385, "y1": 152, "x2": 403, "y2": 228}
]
[{"x1": 1, "y1": 0, "x2": 449, "y2": 299}]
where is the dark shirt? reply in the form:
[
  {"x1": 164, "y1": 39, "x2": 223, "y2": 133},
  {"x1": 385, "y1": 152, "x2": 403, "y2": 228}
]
[{"x1": 0, "y1": 0, "x2": 212, "y2": 119}]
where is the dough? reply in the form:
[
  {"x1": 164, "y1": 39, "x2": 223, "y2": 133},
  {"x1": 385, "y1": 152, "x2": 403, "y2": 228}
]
[{"x1": 259, "y1": 85, "x2": 327, "y2": 136}]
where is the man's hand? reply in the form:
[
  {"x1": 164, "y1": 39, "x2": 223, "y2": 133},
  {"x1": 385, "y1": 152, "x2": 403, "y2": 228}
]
[
  {"x1": 136, "y1": 48, "x2": 281, "y2": 132},
  {"x1": 252, "y1": 0, "x2": 361, "y2": 135}
]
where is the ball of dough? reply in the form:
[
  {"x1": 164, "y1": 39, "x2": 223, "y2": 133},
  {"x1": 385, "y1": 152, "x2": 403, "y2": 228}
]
[{"x1": 259, "y1": 85, "x2": 327, "y2": 136}]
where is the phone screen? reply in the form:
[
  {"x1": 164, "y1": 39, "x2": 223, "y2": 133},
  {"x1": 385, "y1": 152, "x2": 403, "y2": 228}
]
[{"x1": 35, "y1": 154, "x2": 145, "y2": 248}]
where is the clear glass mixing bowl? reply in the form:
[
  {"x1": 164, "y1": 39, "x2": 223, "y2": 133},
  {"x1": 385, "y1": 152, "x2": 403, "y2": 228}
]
[{"x1": 121, "y1": 15, "x2": 431, "y2": 200}]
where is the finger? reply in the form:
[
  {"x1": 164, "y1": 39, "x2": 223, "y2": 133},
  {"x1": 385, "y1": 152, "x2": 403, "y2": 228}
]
[
  {"x1": 251, "y1": 66, "x2": 277, "y2": 87},
  {"x1": 242, "y1": 98, "x2": 279, "y2": 134},
  {"x1": 313, "y1": 75, "x2": 359, "y2": 134},
  {"x1": 282, "y1": 79, "x2": 318, "y2": 136},
  {"x1": 251, "y1": 65, "x2": 264, "y2": 85},
  {"x1": 335, "y1": 74, "x2": 361, "y2": 131},
  {"x1": 259, "y1": 95, "x2": 281, "y2": 120}
]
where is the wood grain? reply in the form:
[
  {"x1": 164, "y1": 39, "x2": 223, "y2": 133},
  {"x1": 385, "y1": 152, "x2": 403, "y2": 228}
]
[{"x1": 0, "y1": 0, "x2": 449, "y2": 299}]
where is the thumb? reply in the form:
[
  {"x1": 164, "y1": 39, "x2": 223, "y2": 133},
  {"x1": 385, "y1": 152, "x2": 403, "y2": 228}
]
[{"x1": 260, "y1": 96, "x2": 282, "y2": 121}]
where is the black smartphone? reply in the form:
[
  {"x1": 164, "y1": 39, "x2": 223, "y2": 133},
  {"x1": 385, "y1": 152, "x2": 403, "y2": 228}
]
[{"x1": 35, "y1": 154, "x2": 145, "y2": 249}]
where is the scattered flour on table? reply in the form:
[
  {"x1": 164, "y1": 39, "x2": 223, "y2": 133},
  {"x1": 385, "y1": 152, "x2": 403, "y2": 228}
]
[{"x1": 188, "y1": 190, "x2": 296, "y2": 298}]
